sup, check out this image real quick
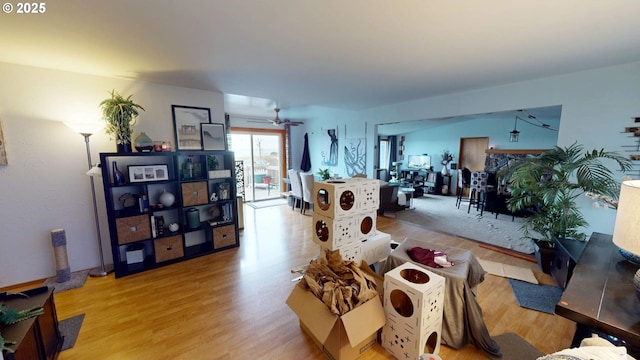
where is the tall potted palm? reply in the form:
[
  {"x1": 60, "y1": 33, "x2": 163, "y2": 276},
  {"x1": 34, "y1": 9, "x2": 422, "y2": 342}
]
[
  {"x1": 1, "y1": 297, "x2": 44, "y2": 355},
  {"x1": 500, "y1": 142, "x2": 632, "y2": 273},
  {"x1": 100, "y1": 90, "x2": 145, "y2": 153}
]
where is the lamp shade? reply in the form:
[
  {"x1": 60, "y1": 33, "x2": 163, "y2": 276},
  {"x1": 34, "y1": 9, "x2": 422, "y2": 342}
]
[
  {"x1": 86, "y1": 164, "x2": 102, "y2": 176},
  {"x1": 612, "y1": 180, "x2": 640, "y2": 256},
  {"x1": 64, "y1": 121, "x2": 103, "y2": 135}
]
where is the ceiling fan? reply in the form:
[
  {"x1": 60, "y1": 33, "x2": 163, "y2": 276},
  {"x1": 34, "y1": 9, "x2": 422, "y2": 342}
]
[
  {"x1": 238, "y1": 107, "x2": 305, "y2": 126},
  {"x1": 268, "y1": 108, "x2": 304, "y2": 126}
]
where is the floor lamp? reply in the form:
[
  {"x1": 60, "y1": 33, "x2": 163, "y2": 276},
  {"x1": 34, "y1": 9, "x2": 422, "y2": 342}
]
[{"x1": 66, "y1": 123, "x2": 113, "y2": 277}]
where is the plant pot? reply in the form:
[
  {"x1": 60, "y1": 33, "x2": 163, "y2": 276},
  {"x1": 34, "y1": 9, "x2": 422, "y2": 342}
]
[
  {"x1": 117, "y1": 143, "x2": 132, "y2": 153},
  {"x1": 532, "y1": 238, "x2": 554, "y2": 274}
]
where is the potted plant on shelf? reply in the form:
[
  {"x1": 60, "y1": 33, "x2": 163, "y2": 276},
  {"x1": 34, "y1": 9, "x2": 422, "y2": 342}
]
[
  {"x1": 100, "y1": 90, "x2": 145, "y2": 153},
  {"x1": 317, "y1": 168, "x2": 330, "y2": 181},
  {"x1": 499, "y1": 142, "x2": 632, "y2": 273},
  {"x1": 440, "y1": 150, "x2": 454, "y2": 176}
]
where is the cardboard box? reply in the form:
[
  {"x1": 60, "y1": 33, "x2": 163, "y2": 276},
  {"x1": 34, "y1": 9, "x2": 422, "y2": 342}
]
[
  {"x1": 361, "y1": 231, "x2": 391, "y2": 264},
  {"x1": 382, "y1": 262, "x2": 445, "y2": 358},
  {"x1": 314, "y1": 180, "x2": 358, "y2": 218},
  {"x1": 320, "y1": 242, "x2": 362, "y2": 265},
  {"x1": 287, "y1": 285, "x2": 386, "y2": 360},
  {"x1": 355, "y1": 211, "x2": 378, "y2": 241},
  {"x1": 351, "y1": 178, "x2": 380, "y2": 212},
  {"x1": 312, "y1": 212, "x2": 358, "y2": 250}
]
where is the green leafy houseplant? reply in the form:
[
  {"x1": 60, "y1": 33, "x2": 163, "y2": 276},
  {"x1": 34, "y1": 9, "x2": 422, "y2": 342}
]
[
  {"x1": 501, "y1": 142, "x2": 632, "y2": 247},
  {"x1": 207, "y1": 155, "x2": 219, "y2": 170},
  {"x1": 317, "y1": 168, "x2": 330, "y2": 180},
  {"x1": 1, "y1": 296, "x2": 44, "y2": 354},
  {"x1": 100, "y1": 90, "x2": 145, "y2": 152}
]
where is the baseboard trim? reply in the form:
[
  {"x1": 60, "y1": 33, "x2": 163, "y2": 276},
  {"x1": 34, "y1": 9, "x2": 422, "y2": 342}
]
[
  {"x1": 0, "y1": 278, "x2": 46, "y2": 293},
  {"x1": 479, "y1": 243, "x2": 536, "y2": 263}
]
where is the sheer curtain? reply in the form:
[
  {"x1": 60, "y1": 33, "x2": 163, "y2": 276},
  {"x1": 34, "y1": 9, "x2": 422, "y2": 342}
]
[{"x1": 386, "y1": 136, "x2": 397, "y2": 181}]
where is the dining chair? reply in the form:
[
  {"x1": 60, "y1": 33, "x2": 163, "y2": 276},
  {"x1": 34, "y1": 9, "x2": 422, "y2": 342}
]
[
  {"x1": 456, "y1": 168, "x2": 471, "y2": 208},
  {"x1": 287, "y1": 168, "x2": 303, "y2": 211},
  {"x1": 468, "y1": 171, "x2": 488, "y2": 215},
  {"x1": 299, "y1": 172, "x2": 315, "y2": 215}
]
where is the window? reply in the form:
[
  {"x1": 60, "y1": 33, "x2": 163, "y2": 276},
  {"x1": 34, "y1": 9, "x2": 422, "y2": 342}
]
[{"x1": 229, "y1": 129, "x2": 285, "y2": 202}]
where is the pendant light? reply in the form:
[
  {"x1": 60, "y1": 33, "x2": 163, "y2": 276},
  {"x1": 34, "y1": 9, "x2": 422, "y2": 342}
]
[{"x1": 509, "y1": 117, "x2": 520, "y2": 142}]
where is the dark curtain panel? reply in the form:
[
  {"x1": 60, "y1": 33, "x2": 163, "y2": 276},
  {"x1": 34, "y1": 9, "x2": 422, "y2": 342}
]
[
  {"x1": 300, "y1": 133, "x2": 311, "y2": 172},
  {"x1": 387, "y1": 135, "x2": 397, "y2": 181},
  {"x1": 285, "y1": 125, "x2": 291, "y2": 170}
]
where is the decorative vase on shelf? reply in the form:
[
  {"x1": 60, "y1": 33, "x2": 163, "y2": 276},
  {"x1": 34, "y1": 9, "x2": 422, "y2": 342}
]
[
  {"x1": 134, "y1": 132, "x2": 153, "y2": 152},
  {"x1": 159, "y1": 189, "x2": 175, "y2": 208},
  {"x1": 441, "y1": 165, "x2": 450, "y2": 176},
  {"x1": 112, "y1": 161, "x2": 126, "y2": 185}
]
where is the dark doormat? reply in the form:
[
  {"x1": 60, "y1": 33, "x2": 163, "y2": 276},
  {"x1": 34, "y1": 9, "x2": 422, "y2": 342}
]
[
  {"x1": 59, "y1": 313, "x2": 85, "y2": 351},
  {"x1": 488, "y1": 332, "x2": 544, "y2": 360},
  {"x1": 508, "y1": 278, "x2": 563, "y2": 314}
]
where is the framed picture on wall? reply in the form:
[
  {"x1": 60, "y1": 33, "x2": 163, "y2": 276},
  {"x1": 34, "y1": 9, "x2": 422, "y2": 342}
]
[
  {"x1": 201, "y1": 123, "x2": 227, "y2": 150},
  {"x1": 172, "y1": 105, "x2": 211, "y2": 150}
]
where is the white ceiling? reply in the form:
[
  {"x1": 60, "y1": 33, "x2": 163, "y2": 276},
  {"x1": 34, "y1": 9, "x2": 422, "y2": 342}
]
[{"x1": 2, "y1": 1, "x2": 640, "y2": 114}]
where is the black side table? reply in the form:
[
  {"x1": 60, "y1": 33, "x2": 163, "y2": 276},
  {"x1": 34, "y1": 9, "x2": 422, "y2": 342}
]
[
  {"x1": 555, "y1": 232, "x2": 640, "y2": 356},
  {"x1": 552, "y1": 237, "x2": 588, "y2": 290}
]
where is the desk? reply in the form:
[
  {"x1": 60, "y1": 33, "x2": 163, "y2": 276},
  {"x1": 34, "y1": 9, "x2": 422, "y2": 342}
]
[
  {"x1": 0, "y1": 286, "x2": 62, "y2": 360},
  {"x1": 556, "y1": 232, "x2": 640, "y2": 354},
  {"x1": 381, "y1": 238, "x2": 500, "y2": 356}
]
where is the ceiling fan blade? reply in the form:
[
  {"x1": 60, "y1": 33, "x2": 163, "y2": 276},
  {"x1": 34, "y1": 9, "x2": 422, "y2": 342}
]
[
  {"x1": 246, "y1": 119, "x2": 271, "y2": 124},
  {"x1": 283, "y1": 120, "x2": 304, "y2": 126}
]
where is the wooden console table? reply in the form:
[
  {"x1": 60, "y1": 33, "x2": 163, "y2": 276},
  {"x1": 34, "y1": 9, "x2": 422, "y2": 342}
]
[
  {"x1": 0, "y1": 286, "x2": 62, "y2": 360},
  {"x1": 555, "y1": 232, "x2": 640, "y2": 355}
]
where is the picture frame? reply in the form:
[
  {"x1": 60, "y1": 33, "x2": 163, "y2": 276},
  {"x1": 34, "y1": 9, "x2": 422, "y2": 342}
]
[
  {"x1": 201, "y1": 123, "x2": 227, "y2": 150},
  {"x1": 128, "y1": 164, "x2": 169, "y2": 183},
  {"x1": 172, "y1": 105, "x2": 211, "y2": 150},
  {"x1": 216, "y1": 182, "x2": 231, "y2": 200}
]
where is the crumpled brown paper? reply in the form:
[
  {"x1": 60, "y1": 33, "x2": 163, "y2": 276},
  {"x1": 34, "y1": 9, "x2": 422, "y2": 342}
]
[{"x1": 298, "y1": 249, "x2": 379, "y2": 315}]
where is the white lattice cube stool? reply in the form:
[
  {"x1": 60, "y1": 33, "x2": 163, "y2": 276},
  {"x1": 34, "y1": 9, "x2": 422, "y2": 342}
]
[
  {"x1": 313, "y1": 180, "x2": 359, "y2": 218},
  {"x1": 312, "y1": 212, "x2": 358, "y2": 250},
  {"x1": 382, "y1": 262, "x2": 446, "y2": 359}
]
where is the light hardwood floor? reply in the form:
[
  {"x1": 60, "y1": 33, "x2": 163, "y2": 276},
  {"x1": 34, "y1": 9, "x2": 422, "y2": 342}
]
[{"x1": 19, "y1": 203, "x2": 575, "y2": 359}]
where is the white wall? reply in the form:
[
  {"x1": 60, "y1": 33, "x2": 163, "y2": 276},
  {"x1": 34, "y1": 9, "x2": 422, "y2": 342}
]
[
  {"x1": 288, "y1": 106, "x2": 360, "y2": 176},
  {"x1": 299, "y1": 61, "x2": 640, "y2": 239},
  {"x1": 0, "y1": 62, "x2": 224, "y2": 287},
  {"x1": 401, "y1": 115, "x2": 560, "y2": 171}
]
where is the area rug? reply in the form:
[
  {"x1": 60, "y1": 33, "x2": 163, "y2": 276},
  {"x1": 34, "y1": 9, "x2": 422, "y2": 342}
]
[
  {"x1": 478, "y1": 258, "x2": 539, "y2": 284},
  {"x1": 488, "y1": 332, "x2": 544, "y2": 360},
  {"x1": 394, "y1": 195, "x2": 536, "y2": 254},
  {"x1": 42, "y1": 269, "x2": 90, "y2": 293},
  {"x1": 247, "y1": 198, "x2": 288, "y2": 209},
  {"x1": 59, "y1": 313, "x2": 85, "y2": 351},
  {"x1": 508, "y1": 279, "x2": 563, "y2": 314}
]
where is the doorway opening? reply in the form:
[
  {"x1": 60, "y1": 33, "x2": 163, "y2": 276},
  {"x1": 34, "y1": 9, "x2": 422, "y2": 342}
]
[{"x1": 229, "y1": 128, "x2": 286, "y2": 202}]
